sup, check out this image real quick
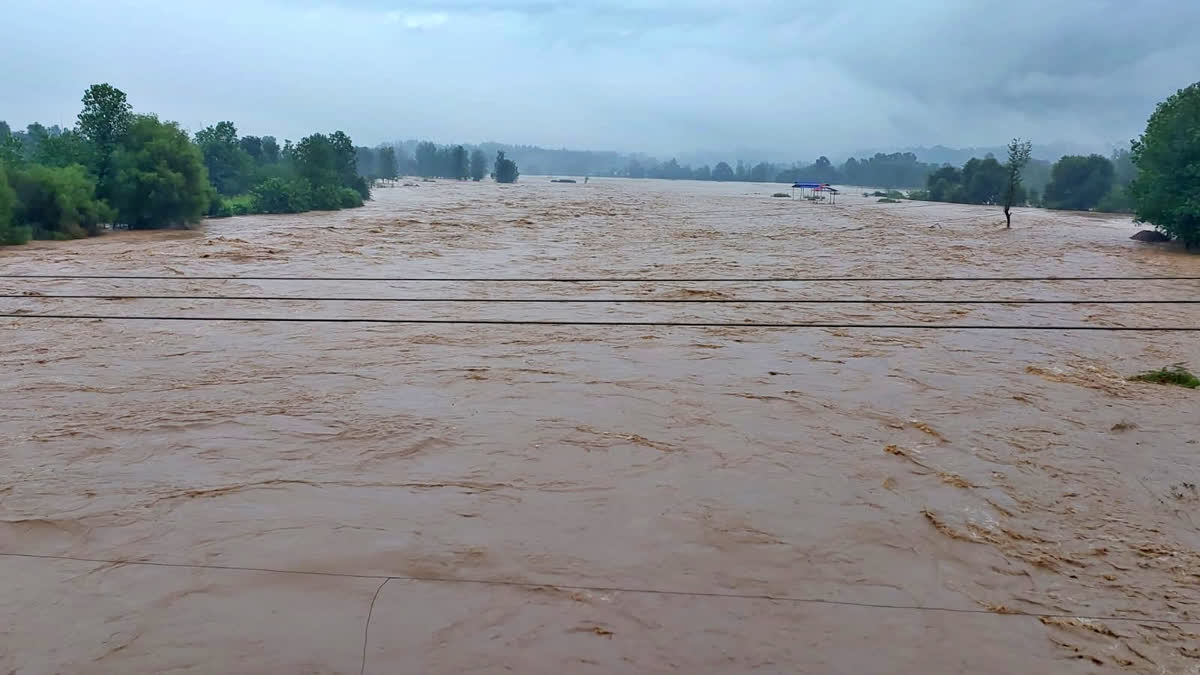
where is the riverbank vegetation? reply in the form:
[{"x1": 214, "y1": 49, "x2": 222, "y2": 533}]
[{"x1": 0, "y1": 84, "x2": 371, "y2": 246}]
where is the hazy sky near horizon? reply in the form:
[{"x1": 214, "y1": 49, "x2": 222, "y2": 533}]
[{"x1": 3, "y1": 0, "x2": 1198, "y2": 158}]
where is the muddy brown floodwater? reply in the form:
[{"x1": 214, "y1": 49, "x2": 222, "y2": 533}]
[{"x1": 2, "y1": 178, "x2": 1199, "y2": 674}]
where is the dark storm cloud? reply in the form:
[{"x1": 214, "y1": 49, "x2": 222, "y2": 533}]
[{"x1": 1, "y1": 0, "x2": 1196, "y2": 158}]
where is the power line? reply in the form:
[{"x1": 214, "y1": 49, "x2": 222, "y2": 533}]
[
  {"x1": 3, "y1": 275, "x2": 1197, "y2": 282},
  {"x1": 3, "y1": 293, "x2": 1199, "y2": 305},
  {"x1": 2, "y1": 551, "x2": 1195, "y2": 627},
  {"x1": 3, "y1": 313, "x2": 1197, "y2": 330}
]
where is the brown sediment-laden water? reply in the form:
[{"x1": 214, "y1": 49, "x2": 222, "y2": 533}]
[{"x1": 2, "y1": 178, "x2": 1198, "y2": 673}]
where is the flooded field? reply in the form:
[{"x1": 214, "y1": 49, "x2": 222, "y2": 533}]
[{"x1": 2, "y1": 178, "x2": 1199, "y2": 673}]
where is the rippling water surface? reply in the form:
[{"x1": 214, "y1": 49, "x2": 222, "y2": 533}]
[{"x1": 2, "y1": 179, "x2": 1199, "y2": 673}]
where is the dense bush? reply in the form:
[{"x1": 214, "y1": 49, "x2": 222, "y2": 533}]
[
  {"x1": 1043, "y1": 154, "x2": 1115, "y2": 211},
  {"x1": 8, "y1": 163, "x2": 114, "y2": 239},
  {"x1": 209, "y1": 194, "x2": 257, "y2": 218},
  {"x1": 0, "y1": 164, "x2": 31, "y2": 245},
  {"x1": 338, "y1": 187, "x2": 364, "y2": 208},
  {"x1": 309, "y1": 184, "x2": 344, "y2": 211},
  {"x1": 251, "y1": 178, "x2": 312, "y2": 214}
]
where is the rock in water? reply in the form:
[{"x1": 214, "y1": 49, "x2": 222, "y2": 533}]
[{"x1": 1131, "y1": 230, "x2": 1170, "y2": 242}]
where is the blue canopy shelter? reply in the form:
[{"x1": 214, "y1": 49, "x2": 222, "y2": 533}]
[{"x1": 791, "y1": 182, "x2": 839, "y2": 204}]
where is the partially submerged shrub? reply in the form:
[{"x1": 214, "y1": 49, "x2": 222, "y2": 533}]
[{"x1": 1130, "y1": 365, "x2": 1199, "y2": 389}]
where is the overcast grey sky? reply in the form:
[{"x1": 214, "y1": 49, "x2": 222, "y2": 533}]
[{"x1": 3, "y1": 0, "x2": 1197, "y2": 158}]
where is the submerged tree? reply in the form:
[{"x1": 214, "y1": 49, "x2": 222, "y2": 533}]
[
  {"x1": 378, "y1": 146, "x2": 398, "y2": 182},
  {"x1": 451, "y1": 145, "x2": 469, "y2": 180},
  {"x1": 1003, "y1": 138, "x2": 1032, "y2": 228},
  {"x1": 494, "y1": 151, "x2": 519, "y2": 184},
  {"x1": 469, "y1": 148, "x2": 487, "y2": 181}
]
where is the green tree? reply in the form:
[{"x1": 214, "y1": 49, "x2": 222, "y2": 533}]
[
  {"x1": 330, "y1": 131, "x2": 369, "y2": 200},
  {"x1": 1130, "y1": 82, "x2": 1200, "y2": 246},
  {"x1": 239, "y1": 135, "x2": 264, "y2": 162},
  {"x1": 960, "y1": 157, "x2": 1008, "y2": 204},
  {"x1": 77, "y1": 83, "x2": 133, "y2": 195},
  {"x1": 712, "y1": 161, "x2": 734, "y2": 181},
  {"x1": 926, "y1": 166, "x2": 962, "y2": 202},
  {"x1": 469, "y1": 149, "x2": 488, "y2": 181},
  {"x1": 379, "y1": 146, "x2": 399, "y2": 181},
  {"x1": 415, "y1": 141, "x2": 438, "y2": 177},
  {"x1": 33, "y1": 129, "x2": 95, "y2": 169},
  {"x1": 110, "y1": 115, "x2": 211, "y2": 229},
  {"x1": 1043, "y1": 154, "x2": 1115, "y2": 211},
  {"x1": 294, "y1": 133, "x2": 338, "y2": 188},
  {"x1": 195, "y1": 121, "x2": 253, "y2": 196},
  {"x1": 1, "y1": 121, "x2": 24, "y2": 165},
  {"x1": 451, "y1": 145, "x2": 469, "y2": 180},
  {"x1": 1003, "y1": 138, "x2": 1032, "y2": 228},
  {"x1": 494, "y1": 151, "x2": 519, "y2": 184},
  {"x1": 260, "y1": 136, "x2": 281, "y2": 164}
]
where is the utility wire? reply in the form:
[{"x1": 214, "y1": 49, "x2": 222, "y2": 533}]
[
  {"x1": 2, "y1": 313, "x2": 1197, "y2": 330},
  {"x1": 2, "y1": 551, "x2": 1196, "y2": 627},
  {"x1": 3, "y1": 293, "x2": 1199, "y2": 305},
  {"x1": 3, "y1": 275, "x2": 1197, "y2": 282}
]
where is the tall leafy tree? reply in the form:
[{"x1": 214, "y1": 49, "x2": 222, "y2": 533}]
[
  {"x1": 415, "y1": 141, "x2": 438, "y2": 177},
  {"x1": 195, "y1": 121, "x2": 253, "y2": 196},
  {"x1": 379, "y1": 146, "x2": 399, "y2": 181},
  {"x1": 1130, "y1": 82, "x2": 1200, "y2": 246},
  {"x1": 77, "y1": 83, "x2": 133, "y2": 195},
  {"x1": 330, "y1": 131, "x2": 368, "y2": 199},
  {"x1": 451, "y1": 145, "x2": 469, "y2": 180},
  {"x1": 294, "y1": 133, "x2": 338, "y2": 187},
  {"x1": 1003, "y1": 138, "x2": 1032, "y2": 227},
  {"x1": 239, "y1": 135, "x2": 264, "y2": 162},
  {"x1": 712, "y1": 161, "x2": 734, "y2": 181},
  {"x1": 260, "y1": 136, "x2": 281, "y2": 164},
  {"x1": 111, "y1": 116, "x2": 211, "y2": 229}
]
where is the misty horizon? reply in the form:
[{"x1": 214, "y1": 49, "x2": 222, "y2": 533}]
[{"x1": 4, "y1": 1, "x2": 1198, "y2": 162}]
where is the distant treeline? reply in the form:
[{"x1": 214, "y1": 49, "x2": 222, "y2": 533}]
[
  {"x1": 355, "y1": 143, "x2": 517, "y2": 183},
  {"x1": 355, "y1": 142, "x2": 938, "y2": 189},
  {"x1": 1, "y1": 83, "x2": 371, "y2": 246},
  {"x1": 914, "y1": 149, "x2": 1136, "y2": 213}
]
